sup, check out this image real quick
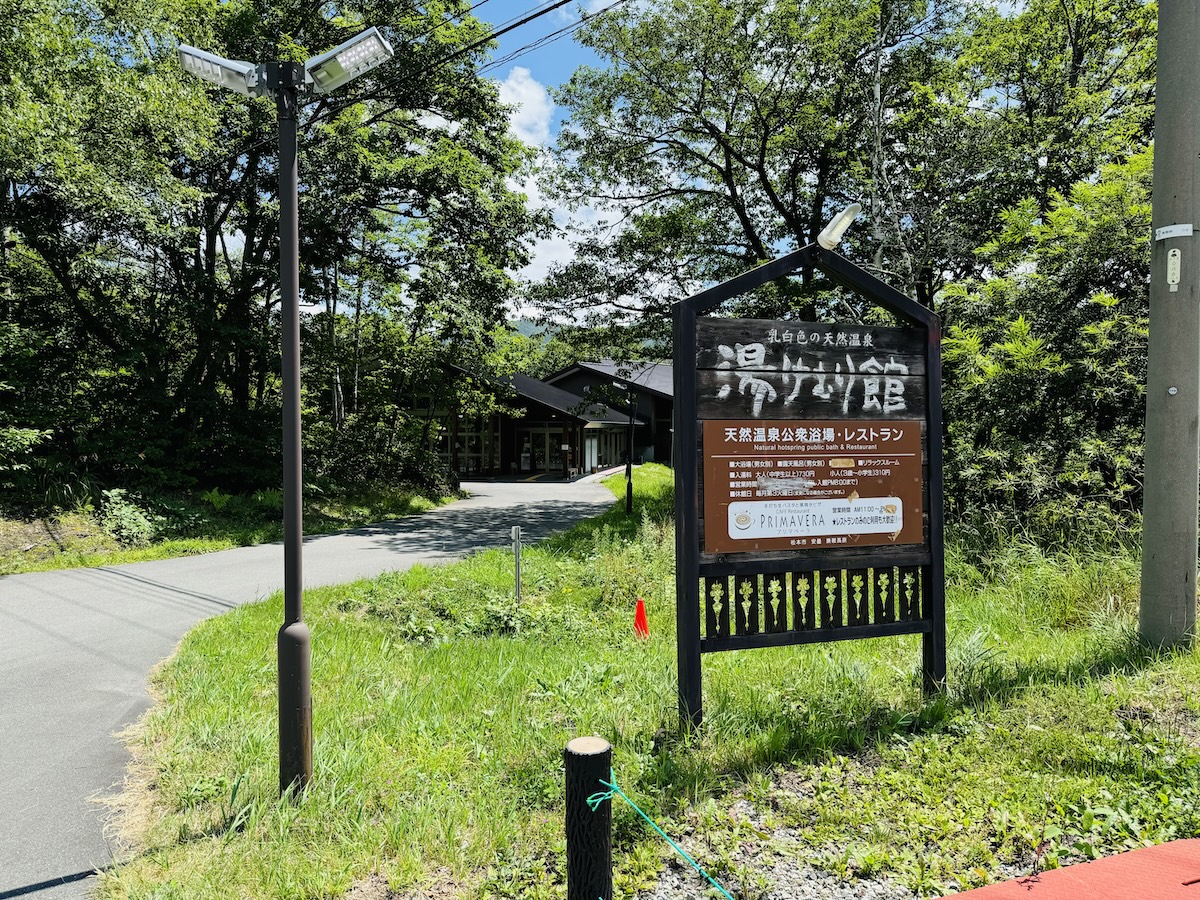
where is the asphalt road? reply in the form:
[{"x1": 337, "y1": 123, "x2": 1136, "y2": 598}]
[{"x1": 0, "y1": 477, "x2": 616, "y2": 899}]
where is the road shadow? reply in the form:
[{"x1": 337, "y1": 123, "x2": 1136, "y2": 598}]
[
  {"x1": 312, "y1": 495, "x2": 617, "y2": 557},
  {"x1": 0, "y1": 868, "x2": 98, "y2": 899}
]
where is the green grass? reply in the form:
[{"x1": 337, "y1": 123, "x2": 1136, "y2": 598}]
[
  {"x1": 97, "y1": 466, "x2": 1199, "y2": 900},
  {"x1": 0, "y1": 484, "x2": 454, "y2": 575}
]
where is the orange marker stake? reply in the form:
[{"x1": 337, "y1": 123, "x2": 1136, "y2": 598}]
[{"x1": 634, "y1": 597, "x2": 649, "y2": 639}]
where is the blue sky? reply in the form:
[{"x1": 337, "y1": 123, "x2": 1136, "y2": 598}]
[
  {"x1": 483, "y1": 1, "x2": 603, "y2": 94},
  {"x1": 471, "y1": 2, "x2": 613, "y2": 280},
  {"x1": 480, "y1": 1, "x2": 607, "y2": 143}
]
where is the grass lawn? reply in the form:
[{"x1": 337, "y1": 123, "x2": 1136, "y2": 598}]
[
  {"x1": 97, "y1": 465, "x2": 1200, "y2": 899},
  {"x1": 0, "y1": 484, "x2": 455, "y2": 575}
]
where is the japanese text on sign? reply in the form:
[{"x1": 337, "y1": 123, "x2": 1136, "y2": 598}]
[
  {"x1": 695, "y1": 320, "x2": 926, "y2": 422},
  {"x1": 702, "y1": 419, "x2": 924, "y2": 553}
]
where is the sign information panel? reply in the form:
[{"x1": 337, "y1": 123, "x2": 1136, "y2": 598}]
[
  {"x1": 694, "y1": 319, "x2": 925, "y2": 422},
  {"x1": 702, "y1": 419, "x2": 922, "y2": 553}
]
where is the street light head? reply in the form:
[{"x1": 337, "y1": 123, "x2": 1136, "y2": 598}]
[
  {"x1": 177, "y1": 44, "x2": 261, "y2": 96},
  {"x1": 305, "y1": 27, "x2": 394, "y2": 94},
  {"x1": 817, "y1": 202, "x2": 862, "y2": 250}
]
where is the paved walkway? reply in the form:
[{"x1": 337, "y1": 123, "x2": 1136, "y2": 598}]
[{"x1": 0, "y1": 478, "x2": 616, "y2": 899}]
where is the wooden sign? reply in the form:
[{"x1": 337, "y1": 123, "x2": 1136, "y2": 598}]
[
  {"x1": 672, "y1": 246, "x2": 946, "y2": 728},
  {"x1": 695, "y1": 320, "x2": 925, "y2": 421}
]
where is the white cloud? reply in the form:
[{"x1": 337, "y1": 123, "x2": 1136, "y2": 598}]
[
  {"x1": 492, "y1": 68, "x2": 588, "y2": 287},
  {"x1": 417, "y1": 111, "x2": 458, "y2": 136},
  {"x1": 493, "y1": 69, "x2": 610, "y2": 303},
  {"x1": 553, "y1": 0, "x2": 611, "y2": 23},
  {"x1": 510, "y1": 156, "x2": 608, "y2": 282},
  {"x1": 497, "y1": 67, "x2": 555, "y2": 147},
  {"x1": 502, "y1": 158, "x2": 610, "y2": 322}
]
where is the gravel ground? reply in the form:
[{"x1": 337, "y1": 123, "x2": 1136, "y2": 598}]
[
  {"x1": 358, "y1": 762, "x2": 1039, "y2": 900},
  {"x1": 631, "y1": 804, "x2": 919, "y2": 900},
  {"x1": 628, "y1": 792, "x2": 1027, "y2": 900},
  {"x1": 637, "y1": 858, "x2": 917, "y2": 900}
]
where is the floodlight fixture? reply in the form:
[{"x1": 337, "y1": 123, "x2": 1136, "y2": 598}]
[
  {"x1": 177, "y1": 45, "x2": 262, "y2": 97},
  {"x1": 304, "y1": 27, "x2": 394, "y2": 94},
  {"x1": 817, "y1": 202, "x2": 862, "y2": 250}
]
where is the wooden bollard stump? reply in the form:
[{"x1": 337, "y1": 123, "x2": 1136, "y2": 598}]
[{"x1": 564, "y1": 736, "x2": 612, "y2": 900}]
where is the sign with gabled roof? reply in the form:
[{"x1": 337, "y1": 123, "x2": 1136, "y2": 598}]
[{"x1": 672, "y1": 244, "x2": 946, "y2": 727}]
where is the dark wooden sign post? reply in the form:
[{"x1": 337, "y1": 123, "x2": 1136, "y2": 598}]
[{"x1": 672, "y1": 245, "x2": 945, "y2": 727}]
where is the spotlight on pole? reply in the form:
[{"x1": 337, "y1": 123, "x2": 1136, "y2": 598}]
[
  {"x1": 817, "y1": 202, "x2": 863, "y2": 250},
  {"x1": 304, "y1": 27, "x2": 394, "y2": 94},
  {"x1": 177, "y1": 45, "x2": 263, "y2": 96}
]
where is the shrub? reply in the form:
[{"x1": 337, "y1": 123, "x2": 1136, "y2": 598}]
[{"x1": 99, "y1": 489, "x2": 161, "y2": 547}]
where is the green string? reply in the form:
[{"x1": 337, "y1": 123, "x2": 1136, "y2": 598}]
[{"x1": 586, "y1": 769, "x2": 737, "y2": 900}]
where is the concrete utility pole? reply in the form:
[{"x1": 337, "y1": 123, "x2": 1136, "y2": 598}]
[{"x1": 1141, "y1": 1, "x2": 1200, "y2": 648}]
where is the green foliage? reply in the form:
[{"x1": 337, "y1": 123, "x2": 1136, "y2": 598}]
[
  {"x1": 0, "y1": 323, "x2": 51, "y2": 504},
  {"x1": 527, "y1": 0, "x2": 1156, "y2": 548},
  {"x1": 536, "y1": 0, "x2": 951, "y2": 337},
  {"x1": 338, "y1": 561, "x2": 539, "y2": 642},
  {"x1": 339, "y1": 466, "x2": 677, "y2": 643},
  {"x1": 534, "y1": 0, "x2": 1154, "y2": 336},
  {"x1": 956, "y1": 0, "x2": 1155, "y2": 215},
  {"x1": 200, "y1": 487, "x2": 230, "y2": 511},
  {"x1": 99, "y1": 488, "x2": 162, "y2": 547},
  {"x1": 942, "y1": 148, "x2": 1151, "y2": 542},
  {"x1": 0, "y1": 424, "x2": 48, "y2": 475},
  {"x1": 1, "y1": 0, "x2": 545, "y2": 507},
  {"x1": 0, "y1": 481, "x2": 451, "y2": 574}
]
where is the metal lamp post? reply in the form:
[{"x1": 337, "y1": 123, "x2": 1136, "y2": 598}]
[
  {"x1": 178, "y1": 29, "x2": 394, "y2": 795},
  {"x1": 612, "y1": 381, "x2": 634, "y2": 515},
  {"x1": 625, "y1": 401, "x2": 634, "y2": 515}
]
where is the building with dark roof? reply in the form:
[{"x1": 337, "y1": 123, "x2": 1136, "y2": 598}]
[
  {"x1": 546, "y1": 360, "x2": 675, "y2": 467},
  {"x1": 426, "y1": 364, "x2": 668, "y2": 478}
]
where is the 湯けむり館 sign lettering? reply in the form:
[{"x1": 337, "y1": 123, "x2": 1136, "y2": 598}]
[{"x1": 695, "y1": 319, "x2": 926, "y2": 421}]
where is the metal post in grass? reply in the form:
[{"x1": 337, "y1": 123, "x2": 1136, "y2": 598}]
[
  {"x1": 612, "y1": 380, "x2": 634, "y2": 515},
  {"x1": 512, "y1": 525, "x2": 522, "y2": 605},
  {"x1": 564, "y1": 736, "x2": 612, "y2": 900},
  {"x1": 273, "y1": 59, "x2": 312, "y2": 798},
  {"x1": 625, "y1": 400, "x2": 634, "y2": 515}
]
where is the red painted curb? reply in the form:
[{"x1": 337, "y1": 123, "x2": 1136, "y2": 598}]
[{"x1": 949, "y1": 840, "x2": 1200, "y2": 898}]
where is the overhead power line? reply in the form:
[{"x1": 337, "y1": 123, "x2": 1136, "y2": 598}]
[
  {"x1": 478, "y1": 0, "x2": 634, "y2": 77},
  {"x1": 310, "y1": 0, "x2": 582, "y2": 125},
  {"x1": 226, "y1": 0, "x2": 627, "y2": 156},
  {"x1": 407, "y1": 0, "x2": 495, "y2": 48},
  {"x1": 430, "y1": 0, "x2": 580, "y2": 68}
]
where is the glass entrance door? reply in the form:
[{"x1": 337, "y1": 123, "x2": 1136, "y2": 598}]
[
  {"x1": 532, "y1": 434, "x2": 546, "y2": 470},
  {"x1": 517, "y1": 427, "x2": 567, "y2": 473}
]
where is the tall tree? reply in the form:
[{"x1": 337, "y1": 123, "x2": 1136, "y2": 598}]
[
  {"x1": 532, "y1": 0, "x2": 1155, "y2": 342},
  {"x1": 0, "y1": 0, "x2": 546, "y2": 501},
  {"x1": 940, "y1": 148, "x2": 1151, "y2": 542},
  {"x1": 533, "y1": 0, "x2": 963, "y2": 344},
  {"x1": 165, "y1": 0, "x2": 545, "y2": 487},
  {"x1": 0, "y1": 0, "x2": 211, "y2": 497}
]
